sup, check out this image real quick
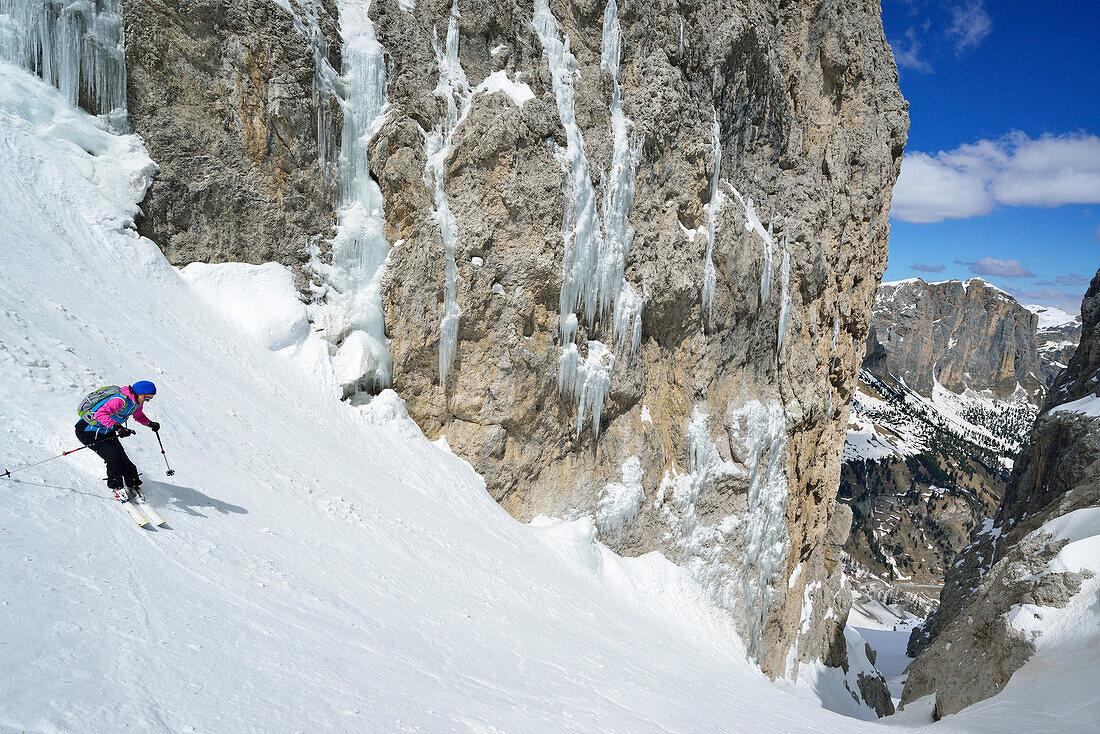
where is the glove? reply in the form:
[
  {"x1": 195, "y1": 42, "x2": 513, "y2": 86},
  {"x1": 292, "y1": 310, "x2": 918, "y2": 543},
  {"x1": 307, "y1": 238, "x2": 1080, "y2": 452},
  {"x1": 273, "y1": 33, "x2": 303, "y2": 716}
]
[
  {"x1": 116, "y1": 427, "x2": 135, "y2": 438},
  {"x1": 148, "y1": 421, "x2": 161, "y2": 432}
]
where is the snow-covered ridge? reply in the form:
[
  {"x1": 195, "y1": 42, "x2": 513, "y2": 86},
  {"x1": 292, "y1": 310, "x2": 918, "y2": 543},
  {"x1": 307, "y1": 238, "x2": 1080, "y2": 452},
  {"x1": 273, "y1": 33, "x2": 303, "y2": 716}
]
[
  {"x1": 880, "y1": 276, "x2": 1014, "y2": 300},
  {"x1": 845, "y1": 369, "x2": 1037, "y2": 465},
  {"x1": 1024, "y1": 303, "x2": 1080, "y2": 330}
]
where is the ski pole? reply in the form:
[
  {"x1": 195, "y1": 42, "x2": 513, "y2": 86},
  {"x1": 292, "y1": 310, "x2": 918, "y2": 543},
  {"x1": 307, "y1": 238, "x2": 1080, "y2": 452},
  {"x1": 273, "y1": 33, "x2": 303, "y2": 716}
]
[
  {"x1": 2, "y1": 432, "x2": 121, "y2": 479},
  {"x1": 153, "y1": 429, "x2": 175, "y2": 476}
]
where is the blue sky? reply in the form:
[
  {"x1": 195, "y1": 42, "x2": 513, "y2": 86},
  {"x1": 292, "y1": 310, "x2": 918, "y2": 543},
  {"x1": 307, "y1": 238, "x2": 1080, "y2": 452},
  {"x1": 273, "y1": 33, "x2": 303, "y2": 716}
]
[{"x1": 882, "y1": 0, "x2": 1099, "y2": 313}]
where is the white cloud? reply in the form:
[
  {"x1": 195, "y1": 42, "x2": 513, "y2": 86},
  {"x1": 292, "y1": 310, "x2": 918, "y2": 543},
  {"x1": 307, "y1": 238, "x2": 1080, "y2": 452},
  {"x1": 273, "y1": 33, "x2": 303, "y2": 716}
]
[
  {"x1": 911, "y1": 262, "x2": 945, "y2": 273},
  {"x1": 964, "y1": 257, "x2": 1034, "y2": 278},
  {"x1": 947, "y1": 1, "x2": 992, "y2": 52},
  {"x1": 891, "y1": 132, "x2": 1100, "y2": 223},
  {"x1": 1007, "y1": 286, "x2": 1085, "y2": 316},
  {"x1": 893, "y1": 27, "x2": 933, "y2": 73}
]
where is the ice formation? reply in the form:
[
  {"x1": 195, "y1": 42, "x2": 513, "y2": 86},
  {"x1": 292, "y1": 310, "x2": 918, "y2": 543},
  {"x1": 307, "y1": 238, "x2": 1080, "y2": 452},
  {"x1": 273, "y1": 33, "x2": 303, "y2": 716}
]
[
  {"x1": 736, "y1": 400, "x2": 790, "y2": 662},
  {"x1": 271, "y1": 0, "x2": 341, "y2": 178},
  {"x1": 702, "y1": 113, "x2": 723, "y2": 318},
  {"x1": 657, "y1": 408, "x2": 746, "y2": 612},
  {"x1": 654, "y1": 401, "x2": 790, "y2": 660},
  {"x1": 599, "y1": 0, "x2": 644, "y2": 352},
  {"x1": 596, "y1": 456, "x2": 645, "y2": 538},
  {"x1": 426, "y1": 0, "x2": 471, "y2": 385},
  {"x1": 309, "y1": 0, "x2": 393, "y2": 397},
  {"x1": 0, "y1": 0, "x2": 128, "y2": 130},
  {"x1": 725, "y1": 183, "x2": 775, "y2": 306},
  {"x1": 534, "y1": 0, "x2": 643, "y2": 437},
  {"x1": 826, "y1": 317, "x2": 840, "y2": 421},
  {"x1": 777, "y1": 244, "x2": 791, "y2": 354},
  {"x1": 558, "y1": 340, "x2": 615, "y2": 439}
]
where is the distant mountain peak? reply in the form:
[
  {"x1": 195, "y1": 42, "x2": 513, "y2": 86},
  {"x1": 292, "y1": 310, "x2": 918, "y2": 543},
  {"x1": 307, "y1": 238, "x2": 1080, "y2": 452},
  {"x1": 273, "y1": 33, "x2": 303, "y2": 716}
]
[{"x1": 1023, "y1": 303, "x2": 1080, "y2": 330}]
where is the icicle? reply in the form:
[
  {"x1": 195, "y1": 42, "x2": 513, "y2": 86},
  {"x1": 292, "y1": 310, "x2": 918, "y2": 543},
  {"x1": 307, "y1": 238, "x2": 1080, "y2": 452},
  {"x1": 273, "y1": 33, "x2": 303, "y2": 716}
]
[
  {"x1": 725, "y1": 183, "x2": 775, "y2": 305},
  {"x1": 558, "y1": 341, "x2": 615, "y2": 439},
  {"x1": 535, "y1": 0, "x2": 641, "y2": 344},
  {"x1": 425, "y1": 0, "x2": 472, "y2": 386},
  {"x1": 600, "y1": 0, "x2": 644, "y2": 353},
  {"x1": 777, "y1": 243, "x2": 790, "y2": 354},
  {"x1": 702, "y1": 112, "x2": 722, "y2": 318},
  {"x1": 308, "y1": 0, "x2": 393, "y2": 397},
  {"x1": 613, "y1": 282, "x2": 643, "y2": 354},
  {"x1": 0, "y1": 0, "x2": 128, "y2": 131}
]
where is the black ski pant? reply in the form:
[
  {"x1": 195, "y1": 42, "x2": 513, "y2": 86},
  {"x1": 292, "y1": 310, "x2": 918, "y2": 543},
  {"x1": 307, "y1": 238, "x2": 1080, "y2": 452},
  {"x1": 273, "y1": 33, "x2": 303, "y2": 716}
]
[{"x1": 74, "y1": 421, "x2": 140, "y2": 489}]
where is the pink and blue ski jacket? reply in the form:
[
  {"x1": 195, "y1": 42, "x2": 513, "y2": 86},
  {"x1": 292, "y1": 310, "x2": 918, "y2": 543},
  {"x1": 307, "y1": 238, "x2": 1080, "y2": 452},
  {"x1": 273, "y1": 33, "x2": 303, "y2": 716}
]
[{"x1": 81, "y1": 385, "x2": 153, "y2": 434}]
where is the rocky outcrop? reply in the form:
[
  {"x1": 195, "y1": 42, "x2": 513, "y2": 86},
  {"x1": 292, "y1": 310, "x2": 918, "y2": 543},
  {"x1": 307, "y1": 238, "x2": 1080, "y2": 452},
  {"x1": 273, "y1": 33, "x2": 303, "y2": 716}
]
[
  {"x1": 840, "y1": 451, "x2": 1001, "y2": 588},
  {"x1": 868, "y1": 278, "x2": 1043, "y2": 401},
  {"x1": 367, "y1": 0, "x2": 906, "y2": 698},
  {"x1": 902, "y1": 268, "x2": 1100, "y2": 718},
  {"x1": 121, "y1": 0, "x2": 342, "y2": 283}
]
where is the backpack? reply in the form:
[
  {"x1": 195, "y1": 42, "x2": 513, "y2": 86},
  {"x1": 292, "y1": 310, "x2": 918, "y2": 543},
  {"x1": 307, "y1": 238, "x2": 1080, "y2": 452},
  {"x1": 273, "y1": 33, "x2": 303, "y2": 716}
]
[{"x1": 78, "y1": 385, "x2": 123, "y2": 422}]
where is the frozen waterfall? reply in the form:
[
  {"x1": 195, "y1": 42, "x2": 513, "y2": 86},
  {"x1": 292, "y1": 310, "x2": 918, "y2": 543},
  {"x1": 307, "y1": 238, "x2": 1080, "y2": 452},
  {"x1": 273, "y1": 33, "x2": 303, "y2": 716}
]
[
  {"x1": 736, "y1": 400, "x2": 790, "y2": 663},
  {"x1": 0, "y1": 0, "x2": 128, "y2": 130},
  {"x1": 309, "y1": 0, "x2": 392, "y2": 397},
  {"x1": 426, "y1": 0, "x2": 471, "y2": 386},
  {"x1": 702, "y1": 113, "x2": 723, "y2": 318}
]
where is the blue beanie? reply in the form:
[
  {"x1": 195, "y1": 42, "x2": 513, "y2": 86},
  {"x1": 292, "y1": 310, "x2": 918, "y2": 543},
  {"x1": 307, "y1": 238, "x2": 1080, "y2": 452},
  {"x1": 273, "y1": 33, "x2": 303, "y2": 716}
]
[{"x1": 132, "y1": 380, "x2": 157, "y2": 396}]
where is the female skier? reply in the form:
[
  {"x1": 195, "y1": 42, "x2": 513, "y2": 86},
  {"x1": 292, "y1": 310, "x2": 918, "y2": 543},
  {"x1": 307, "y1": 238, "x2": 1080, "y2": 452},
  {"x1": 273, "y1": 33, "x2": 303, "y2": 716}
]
[{"x1": 75, "y1": 381, "x2": 161, "y2": 501}]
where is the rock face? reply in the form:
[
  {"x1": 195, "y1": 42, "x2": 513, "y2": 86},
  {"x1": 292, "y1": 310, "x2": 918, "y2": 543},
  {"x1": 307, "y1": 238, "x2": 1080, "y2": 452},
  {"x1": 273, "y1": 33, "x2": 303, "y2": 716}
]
[
  {"x1": 121, "y1": 0, "x2": 342, "y2": 283},
  {"x1": 902, "y1": 269, "x2": 1100, "y2": 719},
  {"x1": 867, "y1": 278, "x2": 1043, "y2": 401},
  {"x1": 367, "y1": 0, "x2": 906, "y2": 697},
  {"x1": 840, "y1": 449, "x2": 1001, "y2": 589}
]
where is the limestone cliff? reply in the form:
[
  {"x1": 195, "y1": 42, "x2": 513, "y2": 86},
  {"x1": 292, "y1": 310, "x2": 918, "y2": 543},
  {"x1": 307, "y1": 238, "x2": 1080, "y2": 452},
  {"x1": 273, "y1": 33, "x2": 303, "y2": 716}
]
[
  {"x1": 121, "y1": 0, "x2": 343, "y2": 283},
  {"x1": 366, "y1": 0, "x2": 907, "y2": 691},
  {"x1": 902, "y1": 268, "x2": 1100, "y2": 719},
  {"x1": 866, "y1": 278, "x2": 1043, "y2": 402}
]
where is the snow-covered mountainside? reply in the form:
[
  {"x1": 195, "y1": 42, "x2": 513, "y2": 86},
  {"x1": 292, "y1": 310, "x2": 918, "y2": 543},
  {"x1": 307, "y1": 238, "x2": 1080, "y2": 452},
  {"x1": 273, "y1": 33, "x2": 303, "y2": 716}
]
[
  {"x1": 839, "y1": 278, "x2": 1082, "y2": 608},
  {"x1": 103, "y1": 0, "x2": 916, "y2": 688},
  {"x1": 0, "y1": 58, "x2": 886, "y2": 731},
  {"x1": 3, "y1": 2, "x2": 1096, "y2": 730}
]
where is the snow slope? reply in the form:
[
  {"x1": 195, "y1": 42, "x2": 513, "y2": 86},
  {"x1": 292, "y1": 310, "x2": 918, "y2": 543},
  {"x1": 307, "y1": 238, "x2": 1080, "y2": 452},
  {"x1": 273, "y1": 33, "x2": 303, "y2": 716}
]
[
  {"x1": 1, "y1": 60, "x2": 1093, "y2": 732},
  {"x1": 0, "y1": 59, "x2": 845, "y2": 733}
]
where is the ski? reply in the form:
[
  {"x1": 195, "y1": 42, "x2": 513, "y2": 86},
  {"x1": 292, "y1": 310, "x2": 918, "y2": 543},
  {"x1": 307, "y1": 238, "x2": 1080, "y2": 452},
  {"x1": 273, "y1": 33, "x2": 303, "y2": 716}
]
[
  {"x1": 133, "y1": 496, "x2": 166, "y2": 527},
  {"x1": 121, "y1": 499, "x2": 149, "y2": 527}
]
